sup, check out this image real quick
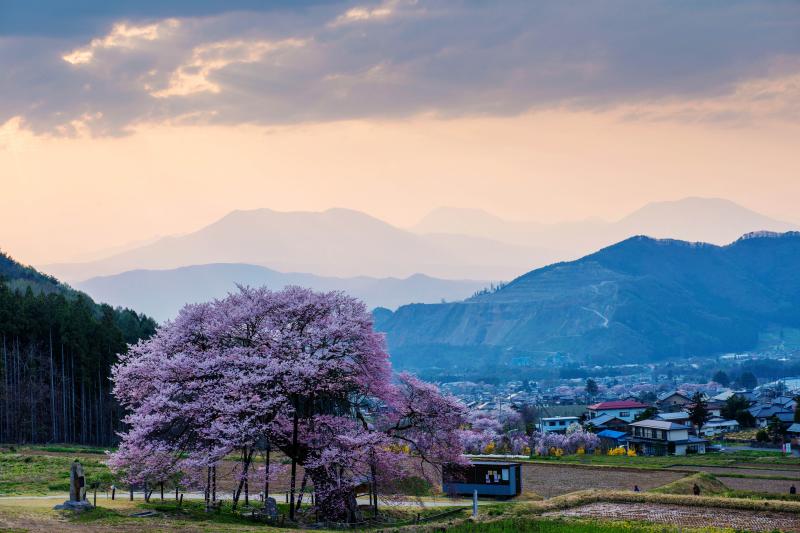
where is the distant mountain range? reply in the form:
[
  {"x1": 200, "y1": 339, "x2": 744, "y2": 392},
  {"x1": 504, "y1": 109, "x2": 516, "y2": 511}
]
[
  {"x1": 77, "y1": 264, "x2": 489, "y2": 323},
  {"x1": 412, "y1": 197, "x2": 799, "y2": 254},
  {"x1": 375, "y1": 231, "x2": 800, "y2": 370},
  {"x1": 41, "y1": 197, "x2": 798, "y2": 285},
  {"x1": 42, "y1": 208, "x2": 554, "y2": 283}
]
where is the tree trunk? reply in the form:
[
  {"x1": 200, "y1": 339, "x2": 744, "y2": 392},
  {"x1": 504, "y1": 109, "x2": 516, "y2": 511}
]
[
  {"x1": 370, "y1": 460, "x2": 378, "y2": 517},
  {"x1": 232, "y1": 448, "x2": 253, "y2": 510},
  {"x1": 49, "y1": 329, "x2": 56, "y2": 442},
  {"x1": 306, "y1": 467, "x2": 362, "y2": 524},
  {"x1": 212, "y1": 466, "x2": 217, "y2": 502},
  {"x1": 205, "y1": 467, "x2": 210, "y2": 506},
  {"x1": 61, "y1": 344, "x2": 66, "y2": 442},
  {"x1": 295, "y1": 473, "x2": 308, "y2": 512},
  {"x1": 289, "y1": 403, "x2": 300, "y2": 521}
]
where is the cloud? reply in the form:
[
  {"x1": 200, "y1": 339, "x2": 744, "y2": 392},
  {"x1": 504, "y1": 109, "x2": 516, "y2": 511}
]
[
  {"x1": 330, "y1": 0, "x2": 398, "y2": 26},
  {"x1": 2, "y1": 0, "x2": 800, "y2": 135},
  {"x1": 152, "y1": 38, "x2": 306, "y2": 97},
  {"x1": 62, "y1": 19, "x2": 179, "y2": 65}
]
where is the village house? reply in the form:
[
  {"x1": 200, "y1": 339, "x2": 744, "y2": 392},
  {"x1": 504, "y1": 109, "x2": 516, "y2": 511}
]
[
  {"x1": 656, "y1": 391, "x2": 692, "y2": 411},
  {"x1": 655, "y1": 411, "x2": 691, "y2": 426},
  {"x1": 749, "y1": 405, "x2": 795, "y2": 428},
  {"x1": 787, "y1": 423, "x2": 800, "y2": 445},
  {"x1": 538, "y1": 416, "x2": 580, "y2": 434},
  {"x1": 700, "y1": 417, "x2": 740, "y2": 437},
  {"x1": 585, "y1": 413, "x2": 629, "y2": 432},
  {"x1": 587, "y1": 400, "x2": 650, "y2": 422},
  {"x1": 627, "y1": 419, "x2": 708, "y2": 456},
  {"x1": 596, "y1": 429, "x2": 628, "y2": 451}
]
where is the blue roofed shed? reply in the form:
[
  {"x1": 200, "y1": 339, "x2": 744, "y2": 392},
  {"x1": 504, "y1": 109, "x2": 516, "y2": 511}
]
[
  {"x1": 597, "y1": 429, "x2": 628, "y2": 448},
  {"x1": 442, "y1": 461, "x2": 522, "y2": 498}
]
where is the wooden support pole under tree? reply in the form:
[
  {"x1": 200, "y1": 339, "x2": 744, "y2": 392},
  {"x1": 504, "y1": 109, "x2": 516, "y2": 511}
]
[
  {"x1": 205, "y1": 467, "x2": 210, "y2": 505},
  {"x1": 212, "y1": 466, "x2": 216, "y2": 502},
  {"x1": 263, "y1": 443, "x2": 271, "y2": 511}
]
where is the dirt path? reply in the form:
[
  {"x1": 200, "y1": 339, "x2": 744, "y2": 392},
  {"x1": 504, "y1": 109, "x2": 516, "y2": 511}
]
[{"x1": 545, "y1": 502, "x2": 800, "y2": 532}]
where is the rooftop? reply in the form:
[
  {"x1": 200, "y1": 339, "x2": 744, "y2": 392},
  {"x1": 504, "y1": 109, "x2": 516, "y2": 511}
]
[
  {"x1": 469, "y1": 461, "x2": 522, "y2": 466},
  {"x1": 656, "y1": 412, "x2": 689, "y2": 420},
  {"x1": 588, "y1": 400, "x2": 649, "y2": 410},
  {"x1": 630, "y1": 419, "x2": 689, "y2": 431},
  {"x1": 657, "y1": 390, "x2": 691, "y2": 401},
  {"x1": 596, "y1": 429, "x2": 627, "y2": 439},
  {"x1": 588, "y1": 413, "x2": 627, "y2": 426}
]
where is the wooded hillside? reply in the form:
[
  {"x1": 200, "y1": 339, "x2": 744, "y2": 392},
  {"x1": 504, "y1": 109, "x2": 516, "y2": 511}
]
[{"x1": 0, "y1": 251, "x2": 156, "y2": 446}]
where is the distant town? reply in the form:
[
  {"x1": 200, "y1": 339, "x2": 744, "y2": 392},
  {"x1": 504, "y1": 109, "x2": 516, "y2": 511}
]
[{"x1": 441, "y1": 350, "x2": 800, "y2": 457}]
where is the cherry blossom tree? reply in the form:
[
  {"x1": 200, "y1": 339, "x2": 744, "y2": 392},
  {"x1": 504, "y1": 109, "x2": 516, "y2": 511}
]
[{"x1": 110, "y1": 286, "x2": 465, "y2": 523}]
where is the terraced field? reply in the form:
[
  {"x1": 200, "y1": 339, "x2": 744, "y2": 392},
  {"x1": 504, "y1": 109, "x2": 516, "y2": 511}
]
[
  {"x1": 546, "y1": 502, "x2": 800, "y2": 532},
  {"x1": 667, "y1": 465, "x2": 800, "y2": 479},
  {"x1": 520, "y1": 463, "x2": 684, "y2": 497},
  {"x1": 718, "y1": 476, "x2": 799, "y2": 495}
]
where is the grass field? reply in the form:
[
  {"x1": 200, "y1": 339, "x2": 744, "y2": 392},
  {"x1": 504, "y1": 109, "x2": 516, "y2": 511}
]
[
  {"x1": 2, "y1": 444, "x2": 800, "y2": 532},
  {"x1": 522, "y1": 450, "x2": 800, "y2": 469},
  {"x1": 0, "y1": 448, "x2": 114, "y2": 495}
]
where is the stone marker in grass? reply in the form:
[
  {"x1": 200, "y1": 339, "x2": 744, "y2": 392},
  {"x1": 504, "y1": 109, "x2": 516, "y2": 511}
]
[{"x1": 54, "y1": 460, "x2": 94, "y2": 511}]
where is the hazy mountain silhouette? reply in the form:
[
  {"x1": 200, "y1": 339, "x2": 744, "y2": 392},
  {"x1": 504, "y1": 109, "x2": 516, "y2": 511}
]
[
  {"x1": 42, "y1": 198, "x2": 797, "y2": 284},
  {"x1": 77, "y1": 263, "x2": 489, "y2": 323},
  {"x1": 376, "y1": 231, "x2": 800, "y2": 370},
  {"x1": 412, "y1": 197, "x2": 799, "y2": 255},
  {"x1": 43, "y1": 208, "x2": 556, "y2": 283}
]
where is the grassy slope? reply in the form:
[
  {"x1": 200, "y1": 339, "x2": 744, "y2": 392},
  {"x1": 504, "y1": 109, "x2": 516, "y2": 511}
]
[
  {"x1": 0, "y1": 450, "x2": 113, "y2": 495},
  {"x1": 651, "y1": 472, "x2": 730, "y2": 496}
]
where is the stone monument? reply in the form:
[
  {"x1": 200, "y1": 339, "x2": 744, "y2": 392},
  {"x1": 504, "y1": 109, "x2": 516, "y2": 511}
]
[
  {"x1": 54, "y1": 460, "x2": 94, "y2": 511},
  {"x1": 264, "y1": 496, "x2": 278, "y2": 521}
]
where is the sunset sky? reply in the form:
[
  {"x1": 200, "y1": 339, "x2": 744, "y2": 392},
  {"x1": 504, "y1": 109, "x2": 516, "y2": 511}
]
[{"x1": 2, "y1": 1, "x2": 799, "y2": 265}]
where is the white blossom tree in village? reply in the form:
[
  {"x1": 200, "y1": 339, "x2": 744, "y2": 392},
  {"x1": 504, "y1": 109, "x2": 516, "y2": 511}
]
[{"x1": 108, "y1": 286, "x2": 466, "y2": 523}]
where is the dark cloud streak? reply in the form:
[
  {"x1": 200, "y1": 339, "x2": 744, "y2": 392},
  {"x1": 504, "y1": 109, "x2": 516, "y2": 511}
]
[{"x1": 1, "y1": 0, "x2": 799, "y2": 135}]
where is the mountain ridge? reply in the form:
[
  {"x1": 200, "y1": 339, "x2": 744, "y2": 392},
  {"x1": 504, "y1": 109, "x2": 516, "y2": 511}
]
[
  {"x1": 77, "y1": 263, "x2": 490, "y2": 323},
  {"x1": 411, "y1": 197, "x2": 799, "y2": 254},
  {"x1": 42, "y1": 207, "x2": 556, "y2": 283},
  {"x1": 375, "y1": 231, "x2": 800, "y2": 370}
]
